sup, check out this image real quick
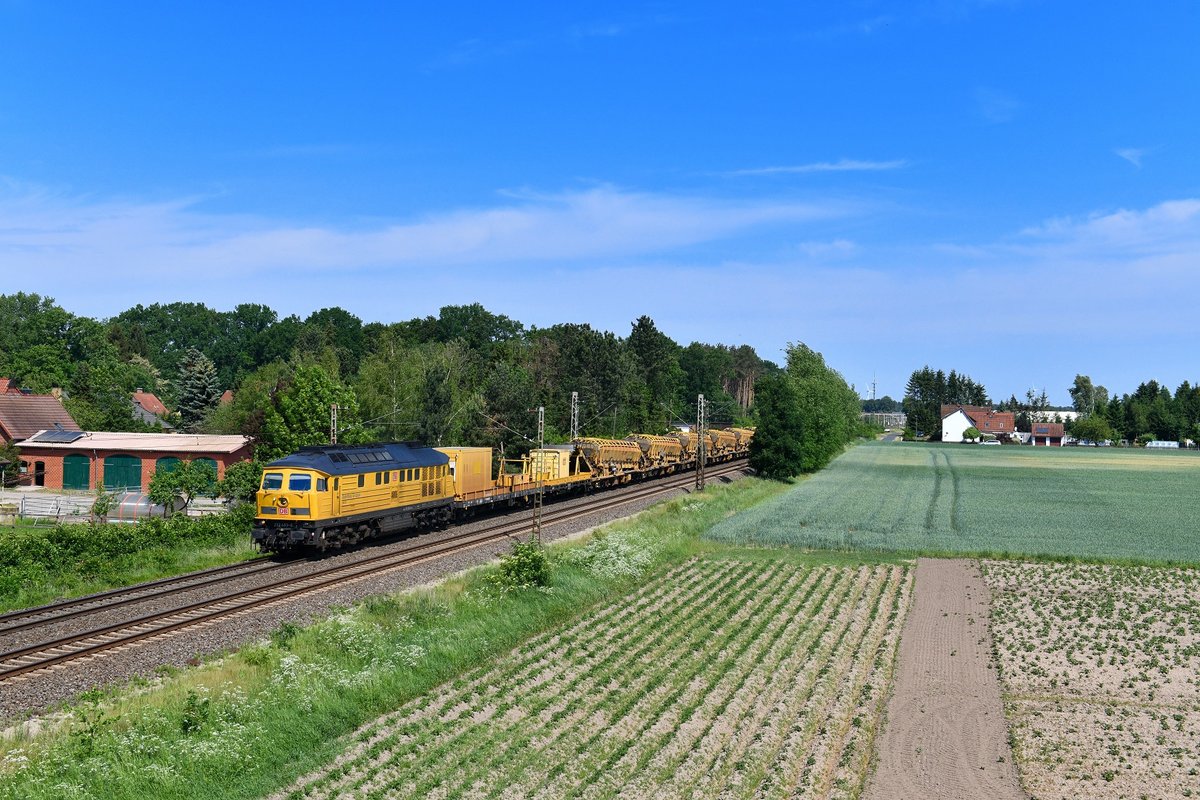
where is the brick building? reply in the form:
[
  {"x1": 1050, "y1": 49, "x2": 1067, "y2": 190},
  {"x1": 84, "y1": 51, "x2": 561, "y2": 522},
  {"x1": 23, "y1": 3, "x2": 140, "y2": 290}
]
[{"x1": 16, "y1": 431, "x2": 252, "y2": 492}]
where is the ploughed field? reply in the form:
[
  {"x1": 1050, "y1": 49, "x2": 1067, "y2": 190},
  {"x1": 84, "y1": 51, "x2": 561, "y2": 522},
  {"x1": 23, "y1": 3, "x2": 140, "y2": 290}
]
[
  {"x1": 277, "y1": 558, "x2": 912, "y2": 799},
  {"x1": 707, "y1": 441, "x2": 1200, "y2": 561},
  {"x1": 984, "y1": 561, "x2": 1200, "y2": 799}
]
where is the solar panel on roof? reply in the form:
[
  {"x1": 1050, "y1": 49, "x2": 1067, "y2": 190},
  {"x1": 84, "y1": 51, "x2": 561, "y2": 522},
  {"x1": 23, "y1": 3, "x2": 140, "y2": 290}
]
[{"x1": 29, "y1": 429, "x2": 85, "y2": 443}]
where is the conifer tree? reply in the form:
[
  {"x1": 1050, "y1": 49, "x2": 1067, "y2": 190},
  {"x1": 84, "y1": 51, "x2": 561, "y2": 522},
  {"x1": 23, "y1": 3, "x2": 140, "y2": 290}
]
[{"x1": 177, "y1": 347, "x2": 221, "y2": 431}]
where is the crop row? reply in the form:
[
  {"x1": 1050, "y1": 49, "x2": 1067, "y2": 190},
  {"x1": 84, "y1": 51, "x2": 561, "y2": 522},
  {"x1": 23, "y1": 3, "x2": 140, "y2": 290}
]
[
  {"x1": 984, "y1": 561, "x2": 1200, "y2": 799},
  {"x1": 281, "y1": 559, "x2": 912, "y2": 799}
]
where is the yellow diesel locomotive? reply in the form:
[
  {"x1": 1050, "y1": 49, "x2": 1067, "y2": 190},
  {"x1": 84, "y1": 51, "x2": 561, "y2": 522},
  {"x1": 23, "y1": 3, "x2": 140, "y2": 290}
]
[{"x1": 254, "y1": 442, "x2": 453, "y2": 551}]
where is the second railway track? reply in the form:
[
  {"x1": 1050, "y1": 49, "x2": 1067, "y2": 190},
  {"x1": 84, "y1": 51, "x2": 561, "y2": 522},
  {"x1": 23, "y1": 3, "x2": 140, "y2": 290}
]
[{"x1": 0, "y1": 464, "x2": 747, "y2": 684}]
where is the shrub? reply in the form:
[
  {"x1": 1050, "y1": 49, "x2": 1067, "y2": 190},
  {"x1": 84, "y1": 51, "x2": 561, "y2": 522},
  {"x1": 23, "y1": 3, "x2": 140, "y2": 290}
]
[{"x1": 492, "y1": 539, "x2": 550, "y2": 590}]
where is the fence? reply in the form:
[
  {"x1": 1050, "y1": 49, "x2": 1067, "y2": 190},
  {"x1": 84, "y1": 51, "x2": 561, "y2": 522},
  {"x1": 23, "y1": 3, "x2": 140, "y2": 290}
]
[
  {"x1": 0, "y1": 493, "x2": 95, "y2": 525},
  {"x1": 0, "y1": 490, "x2": 229, "y2": 526}
]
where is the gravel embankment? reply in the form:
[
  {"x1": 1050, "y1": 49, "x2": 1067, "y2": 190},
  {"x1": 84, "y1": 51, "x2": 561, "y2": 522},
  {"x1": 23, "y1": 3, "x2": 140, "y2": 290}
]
[{"x1": 0, "y1": 469, "x2": 747, "y2": 722}]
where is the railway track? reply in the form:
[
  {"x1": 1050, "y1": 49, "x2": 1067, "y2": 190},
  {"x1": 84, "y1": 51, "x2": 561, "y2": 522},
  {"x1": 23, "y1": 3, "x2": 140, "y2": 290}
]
[{"x1": 0, "y1": 463, "x2": 747, "y2": 683}]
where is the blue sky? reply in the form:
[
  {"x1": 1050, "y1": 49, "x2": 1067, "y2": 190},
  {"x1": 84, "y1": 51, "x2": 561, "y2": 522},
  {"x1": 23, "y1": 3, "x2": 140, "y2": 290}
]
[{"x1": 2, "y1": 2, "x2": 1198, "y2": 405}]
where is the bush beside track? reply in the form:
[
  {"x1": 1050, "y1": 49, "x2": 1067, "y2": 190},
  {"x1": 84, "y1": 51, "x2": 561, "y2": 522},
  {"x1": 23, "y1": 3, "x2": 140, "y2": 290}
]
[{"x1": 0, "y1": 506, "x2": 258, "y2": 613}]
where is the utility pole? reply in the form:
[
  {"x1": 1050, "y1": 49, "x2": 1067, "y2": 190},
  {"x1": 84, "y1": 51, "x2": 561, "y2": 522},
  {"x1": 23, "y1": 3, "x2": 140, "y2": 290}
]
[
  {"x1": 330, "y1": 404, "x2": 339, "y2": 445},
  {"x1": 532, "y1": 405, "x2": 544, "y2": 543},
  {"x1": 569, "y1": 391, "x2": 579, "y2": 440},
  {"x1": 696, "y1": 394, "x2": 707, "y2": 491}
]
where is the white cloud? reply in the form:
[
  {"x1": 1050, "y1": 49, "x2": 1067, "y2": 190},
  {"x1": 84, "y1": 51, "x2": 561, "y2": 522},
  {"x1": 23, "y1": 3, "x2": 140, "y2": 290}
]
[
  {"x1": 725, "y1": 159, "x2": 908, "y2": 177},
  {"x1": 0, "y1": 182, "x2": 850, "y2": 292},
  {"x1": 1115, "y1": 147, "x2": 1145, "y2": 168}
]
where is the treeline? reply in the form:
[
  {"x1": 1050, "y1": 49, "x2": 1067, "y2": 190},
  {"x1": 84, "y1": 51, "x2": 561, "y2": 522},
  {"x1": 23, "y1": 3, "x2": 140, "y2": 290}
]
[
  {"x1": 0, "y1": 293, "x2": 774, "y2": 461},
  {"x1": 1064, "y1": 375, "x2": 1200, "y2": 445},
  {"x1": 897, "y1": 364, "x2": 1200, "y2": 445},
  {"x1": 749, "y1": 343, "x2": 864, "y2": 479}
]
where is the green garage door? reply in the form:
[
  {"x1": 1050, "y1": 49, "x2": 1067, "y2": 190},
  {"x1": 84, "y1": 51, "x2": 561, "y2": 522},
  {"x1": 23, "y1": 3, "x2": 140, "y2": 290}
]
[
  {"x1": 104, "y1": 454, "x2": 143, "y2": 491},
  {"x1": 193, "y1": 458, "x2": 219, "y2": 496},
  {"x1": 156, "y1": 456, "x2": 182, "y2": 474},
  {"x1": 63, "y1": 454, "x2": 90, "y2": 490}
]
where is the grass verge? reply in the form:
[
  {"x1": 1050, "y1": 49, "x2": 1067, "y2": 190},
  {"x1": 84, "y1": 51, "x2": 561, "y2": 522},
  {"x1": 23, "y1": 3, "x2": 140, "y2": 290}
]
[
  {"x1": 0, "y1": 476, "x2": 831, "y2": 800},
  {"x1": 0, "y1": 508, "x2": 259, "y2": 613}
]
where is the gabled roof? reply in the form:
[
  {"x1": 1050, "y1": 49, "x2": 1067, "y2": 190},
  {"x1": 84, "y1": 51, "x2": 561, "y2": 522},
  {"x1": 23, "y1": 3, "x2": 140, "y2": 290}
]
[
  {"x1": 1032, "y1": 422, "x2": 1065, "y2": 437},
  {"x1": 940, "y1": 404, "x2": 1015, "y2": 433},
  {"x1": 0, "y1": 395, "x2": 80, "y2": 443},
  {"x1": 132, "y1": 390, "x2": 168, "y2": 417}
]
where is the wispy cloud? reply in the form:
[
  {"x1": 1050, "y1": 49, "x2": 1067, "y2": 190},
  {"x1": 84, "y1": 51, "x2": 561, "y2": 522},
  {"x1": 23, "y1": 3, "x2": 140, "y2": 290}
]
[
  {"x1": 0, "y1": 183, "x2": 849, "y2": 279},
  {"x1": 973, "y1": 87, "x2": 1020, "y2": 123},
  {"x1": 725, "y1": 159, "x2": 908, "y2": 177},
  {"x1": 1115, "y1": 147, "x2": 1146, "y2": 168}
]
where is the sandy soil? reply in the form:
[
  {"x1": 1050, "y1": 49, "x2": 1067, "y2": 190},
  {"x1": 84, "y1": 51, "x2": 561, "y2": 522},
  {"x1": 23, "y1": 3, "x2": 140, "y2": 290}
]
[
  {"x1": 864, "y1": 558, "x2": 1024, "y2": 800},
  {"x1": 984, "y1": 560, "x2": 1200, "y2": 799}
]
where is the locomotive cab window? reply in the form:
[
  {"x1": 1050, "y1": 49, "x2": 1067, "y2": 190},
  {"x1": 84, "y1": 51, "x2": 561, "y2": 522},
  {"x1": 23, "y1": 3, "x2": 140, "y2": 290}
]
[
  {"x1": 289, "y1": 474, "x2": 312, "y2": 491},
  {"x1": 358, "y1": 474, "x2": 365, "y2": 488},
  {"x1": 375, "y1": 472, "x2": 382, "y2": 485},
  {"x1": 262, "y1": 473, "x2": 284, "y2": 490},
  {"x1": 316, "y1": 478, "x2": 327, "y2": 492}
]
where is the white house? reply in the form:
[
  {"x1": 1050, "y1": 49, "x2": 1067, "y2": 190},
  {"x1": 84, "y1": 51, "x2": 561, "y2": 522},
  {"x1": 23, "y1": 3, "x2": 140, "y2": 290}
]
[
  {"x1": 940, "y1": 404, "x2": 1017, "y2": 443},
  {"x1": 941, "y1": 409, "x2": 976, "y2": 443}
]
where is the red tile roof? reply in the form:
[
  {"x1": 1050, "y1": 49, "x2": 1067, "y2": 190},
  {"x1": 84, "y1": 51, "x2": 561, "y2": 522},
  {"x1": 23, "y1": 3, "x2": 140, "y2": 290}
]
[
  {"x1": 132, "y1": 390, "x2": 169, "y2": 417},
  {"x1": 0, "y1": 394, "x2": 81, "y2": 443},
  {"x1": 941, "y1": 404, "x2": 1016, "y2": 434}
]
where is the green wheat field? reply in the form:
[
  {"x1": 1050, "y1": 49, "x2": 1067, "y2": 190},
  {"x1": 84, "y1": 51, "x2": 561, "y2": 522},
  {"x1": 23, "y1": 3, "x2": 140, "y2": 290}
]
[{"x1": 708, "y1": 442, "x2": 1200, "y2": 563}]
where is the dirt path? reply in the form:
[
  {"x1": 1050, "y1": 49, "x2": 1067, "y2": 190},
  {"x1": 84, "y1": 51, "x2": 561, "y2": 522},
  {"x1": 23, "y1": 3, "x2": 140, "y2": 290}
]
[{"x1": 864, "y1": 558, "x2": 1025, "y2": 799}]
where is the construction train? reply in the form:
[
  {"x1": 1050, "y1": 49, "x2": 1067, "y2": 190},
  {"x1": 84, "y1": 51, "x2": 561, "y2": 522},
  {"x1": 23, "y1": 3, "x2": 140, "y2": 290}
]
[{"x1": 252, "y1": 428, "x2": 754, "y2": 553}]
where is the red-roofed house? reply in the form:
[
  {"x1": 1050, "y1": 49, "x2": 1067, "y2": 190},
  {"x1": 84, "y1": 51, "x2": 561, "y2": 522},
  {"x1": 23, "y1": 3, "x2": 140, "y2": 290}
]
[
  {"x1": 0, "y1": 388, "x2": 81, "y2": 445},
  {"x1": 131, "y1": 388, "x2": 173, "y2": 429},
  {"x1": 1031, "y1": 422, "x2": 1065, "y2": 447},
  {"x1": 132, "y1": 389, "x2": 168, "y2": 418},
  {"x1": 940, "y1": 404, "x2": 1017, "y2": 443}
]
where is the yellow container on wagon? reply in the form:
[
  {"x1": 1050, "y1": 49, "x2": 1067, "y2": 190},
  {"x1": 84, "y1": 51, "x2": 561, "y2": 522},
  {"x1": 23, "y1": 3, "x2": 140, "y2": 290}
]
[{"x1": 436, "y1": 447, "x2": 494, "y2": 498}]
